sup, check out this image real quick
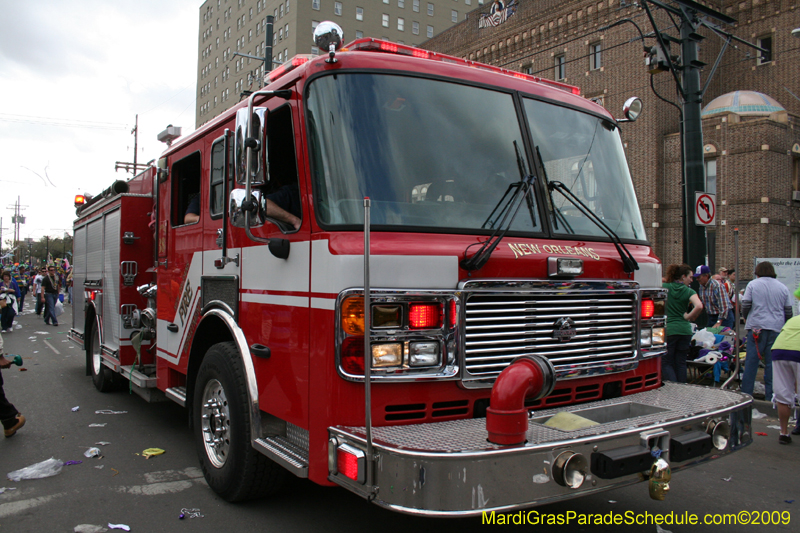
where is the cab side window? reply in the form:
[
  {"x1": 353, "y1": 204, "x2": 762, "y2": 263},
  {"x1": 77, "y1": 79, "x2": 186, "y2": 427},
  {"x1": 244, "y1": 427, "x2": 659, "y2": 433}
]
[
  {"x1": 172, "y1": 151, "x2": 202, "y2": 226},
  {"x1": 261, "y1": 104, "x2": 301, "y2": 231},
  {"x1": 209, "y1": 139, "x2": 227, "y2": 217}
]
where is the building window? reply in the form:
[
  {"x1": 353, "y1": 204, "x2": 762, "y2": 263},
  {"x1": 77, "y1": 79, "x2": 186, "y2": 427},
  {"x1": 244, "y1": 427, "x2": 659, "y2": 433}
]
[
  {"x1": 555, "y1": 54, "x2": 566, "y2": 80},
  {"x1": 426, "y1": 24, "x2": 433, "y2": 38},
  {"x1": 412, "y1": 21, "x2": 419, "y2": 35},
  {"x1": 590, "y1": 42, "x2": 602, "y2": 70},
  {"x1": 451, "y1": 10, "x2": 458, "y2": 23},
  {"x1": 427, "y1": 3, "x2": 434, "y2": 16},
  {"x1": 398, "y1": 0, "x2": 405, "y2": 7},
  {"x1": 522, "y1": 63, "x2": 533, "y2": 75},
  {"x1": 793, "y1": 157, "x2": 800, "y2": 191},
  {"x1": 284, "y1": 24, "x2": 289, "y2": 39},
  {"x1": 398, "y1": 17, "x2": 404, "y2": 31},
  {"x1": 757, "y1": 35, "x2": 772, "y2": 65},
  {"x1": 356, "y1": 30, "x2": 363, "y2": 39},
  {"x1": 286, "y1": 0, "x2": 290, "y2": 14},
  {"x1": 382, "y1": 14, "x2": 389, "y2": 27},
  {"x1": 589, "y1": 95, "x2": 604, "y2": 107},
  {"x1": 705, "y1": 159, "x2": 717, "y2": 195},
  {"x1": 356, "y1": 6, "x2": 363, "y2": 20},
  {"x1": 280, "y1": 4, "x2": 285, "y2": 17},
  {"x1": 413, "y1": 0, "x2": 420, "y2": 13},
  {"x1": 312, "y1": 0, "x2": 320, "y2": 11},
  {"x1": 335, "y1": 1, "x2": 342, "y2": 15}
]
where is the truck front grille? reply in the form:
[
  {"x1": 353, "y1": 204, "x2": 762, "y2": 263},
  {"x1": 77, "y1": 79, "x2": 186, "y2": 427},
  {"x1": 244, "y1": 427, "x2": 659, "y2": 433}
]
[{"x1": 463, "y1": 290, "x2": 637, "y2": 381}]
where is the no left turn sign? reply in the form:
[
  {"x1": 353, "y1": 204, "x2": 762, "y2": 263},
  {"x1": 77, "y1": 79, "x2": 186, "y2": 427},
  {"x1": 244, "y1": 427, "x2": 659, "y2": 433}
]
[{"x1": 695, "y1": 192, "x2": 716, "y2": 226}]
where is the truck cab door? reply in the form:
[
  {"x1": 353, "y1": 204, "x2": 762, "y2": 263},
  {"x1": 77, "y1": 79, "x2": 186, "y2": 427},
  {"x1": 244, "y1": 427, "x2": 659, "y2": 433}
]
[
  {"x1": 202, "y1": 130, "x2": 242, "y2": 314},
  {"x1": 156, "y1": 151, "x2": 204, "y2": 367}
]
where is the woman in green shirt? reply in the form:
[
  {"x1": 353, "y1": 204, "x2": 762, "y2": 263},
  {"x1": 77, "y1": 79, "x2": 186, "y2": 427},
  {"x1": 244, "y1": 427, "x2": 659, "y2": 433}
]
[{"x1": 662, "y1": 264, "x2": 704, "y2": 382}]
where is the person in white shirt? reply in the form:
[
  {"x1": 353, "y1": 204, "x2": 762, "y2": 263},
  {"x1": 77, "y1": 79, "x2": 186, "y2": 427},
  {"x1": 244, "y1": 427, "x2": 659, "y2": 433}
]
[{"x1": 32, "y1": 268, "x2": 45, "y2": 316}]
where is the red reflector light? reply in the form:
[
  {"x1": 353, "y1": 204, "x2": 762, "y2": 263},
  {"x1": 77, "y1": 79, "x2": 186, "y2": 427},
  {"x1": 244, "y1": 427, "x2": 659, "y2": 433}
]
[
  {"x1": 341, "y1": 336, "x2": 365, "y2": 374},
  {"x1": 448, "y1": 300, "x2": 457, "y2": 328},
  {"x1": 337, "y1": 448, "x2": 360, "y2": 480},
  {"x1": 641, "y1": 299, "x2": 655, "y2": 319},
  {"x1": 409, "y1": 303, "x2": 442, "y2": 330}
]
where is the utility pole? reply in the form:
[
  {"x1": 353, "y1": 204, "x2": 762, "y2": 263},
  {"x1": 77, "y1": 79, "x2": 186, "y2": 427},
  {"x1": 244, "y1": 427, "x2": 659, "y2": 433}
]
[
  {"x1": 115, "y1": 114, "x2": 149, "y2": 175},
  {"x1": 641, "y1": 0, "x2": 764, "y2": 268},
  {"x1": 0, "y1": 218, "x2": 7, "y2": 266},
  {"x1": 233, "y1": 15, "x2": 275, "y2": 91},
  {"x1": 7, "y1": 197, "x2": 27, "y2": 265}
]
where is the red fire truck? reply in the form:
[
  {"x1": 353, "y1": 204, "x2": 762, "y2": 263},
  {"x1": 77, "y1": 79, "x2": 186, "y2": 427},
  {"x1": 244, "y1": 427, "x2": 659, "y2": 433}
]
[{"x1": 70, "y1": 23, "x2": 752, "y2": 516}]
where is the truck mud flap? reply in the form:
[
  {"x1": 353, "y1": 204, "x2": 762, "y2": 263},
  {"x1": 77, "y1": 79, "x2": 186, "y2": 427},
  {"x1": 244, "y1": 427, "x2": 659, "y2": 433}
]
[{"x1": 328, "y1": 382, "x2": 752, "y2": 516}]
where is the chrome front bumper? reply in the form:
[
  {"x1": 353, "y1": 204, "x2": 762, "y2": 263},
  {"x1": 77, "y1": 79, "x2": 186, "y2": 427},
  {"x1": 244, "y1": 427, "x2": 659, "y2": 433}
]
[{"x1": 328, "y1": 383, "x2": 752, "y2": 516}]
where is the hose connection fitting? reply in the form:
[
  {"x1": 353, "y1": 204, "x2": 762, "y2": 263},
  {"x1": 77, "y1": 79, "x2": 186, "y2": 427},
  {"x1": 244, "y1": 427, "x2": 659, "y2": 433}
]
[{"x1": 486, "y1": 355, "x2": 556, "y2": 445}]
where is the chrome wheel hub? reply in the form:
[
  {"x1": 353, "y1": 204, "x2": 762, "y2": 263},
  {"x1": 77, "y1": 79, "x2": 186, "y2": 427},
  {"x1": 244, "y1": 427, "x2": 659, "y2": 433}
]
[
  {"x1": 92, "y1": 327, "x2": 102, "y2": 375},
  {"x1": 200, "y1": 379, "x2": 230, "y2": 468}
]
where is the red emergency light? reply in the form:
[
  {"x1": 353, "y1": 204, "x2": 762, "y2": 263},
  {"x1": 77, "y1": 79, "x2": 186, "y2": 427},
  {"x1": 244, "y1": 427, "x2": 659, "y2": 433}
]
[
  {"x1": 641, "y1": 299, "x2": 655, "y2": 319},
  {"x1": 267, "y1": 41, "x2": 582, "y2": 97},
  {"x1": 408, "y1": 303, "x2": 442, "y2": 330},
  {"x1": 74, "y1": 194, "x2": 86, "y2": 207},
  {"x1": 347, "y1": 38, "x2": 582, "y2": 96}
]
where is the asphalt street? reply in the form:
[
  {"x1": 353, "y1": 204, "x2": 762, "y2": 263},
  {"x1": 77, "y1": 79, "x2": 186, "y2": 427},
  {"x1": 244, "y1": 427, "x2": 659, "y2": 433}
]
[{"x1": 0, "y1": 301, "x2": 797, "y2": 532}]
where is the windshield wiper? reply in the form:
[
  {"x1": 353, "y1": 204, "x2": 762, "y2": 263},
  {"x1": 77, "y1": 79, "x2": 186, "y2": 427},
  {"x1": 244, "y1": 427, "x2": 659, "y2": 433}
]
[
  {"x1": 536, "y1": 145, "x2": 572, "y2": 234},
  {"x1": 462, "y1": 142, "x2": 536, "y2": 272},
  {"x1": 547, "y1": 180, "x2": 639, "y2": 273}
]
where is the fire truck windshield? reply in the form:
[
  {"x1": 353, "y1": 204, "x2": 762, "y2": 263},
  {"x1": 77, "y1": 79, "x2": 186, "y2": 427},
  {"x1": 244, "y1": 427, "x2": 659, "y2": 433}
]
[
  {"x1": 523, "y1": 97, "x2": 646, "y2": 242},
  {"x1": 307, "y1": 73, "x2": 538, "y2": 233},
  {"x1": 306, "y1": 72, "x2": 645, "y2": 243}
]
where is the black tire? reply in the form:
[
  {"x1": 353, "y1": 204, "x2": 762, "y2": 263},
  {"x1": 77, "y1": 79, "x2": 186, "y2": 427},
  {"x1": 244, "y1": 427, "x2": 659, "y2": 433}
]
[
  {"x1": 193, "y1": 342, "x2": 286, "y2": 501},
  {"x1": 87, "y1": 320, "x2": 115, "y2": 392}
]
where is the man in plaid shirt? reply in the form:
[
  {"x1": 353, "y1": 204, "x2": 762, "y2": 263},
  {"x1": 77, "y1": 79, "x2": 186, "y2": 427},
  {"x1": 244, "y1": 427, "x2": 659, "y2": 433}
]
[{"x1": 695, "y1": 265, "x2": 733, "y2": 328}]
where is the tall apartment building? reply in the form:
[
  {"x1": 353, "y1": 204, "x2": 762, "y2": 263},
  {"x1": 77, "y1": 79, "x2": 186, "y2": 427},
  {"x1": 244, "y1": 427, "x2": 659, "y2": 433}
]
[{"x1": 196, "y1": 0, "x2": 485, "y2": 126}]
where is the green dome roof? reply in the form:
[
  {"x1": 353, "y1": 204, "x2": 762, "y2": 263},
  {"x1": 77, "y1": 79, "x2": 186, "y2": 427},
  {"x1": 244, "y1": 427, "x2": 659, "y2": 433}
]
[{"x1": 702, "y1": 91, "x2": 785, "y2": 117}]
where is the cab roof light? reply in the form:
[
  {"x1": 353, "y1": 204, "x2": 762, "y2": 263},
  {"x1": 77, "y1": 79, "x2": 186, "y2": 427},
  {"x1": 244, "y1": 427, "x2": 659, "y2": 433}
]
[
  {"x1": 347, "y1": 38, "x2": 580, "y2": 95},
  {"x1": 74, "y1": 194, "x2": 86, "y2": 207},
  {"x1": 266, "y1": 54, "x2": 314, "y2": 84}
]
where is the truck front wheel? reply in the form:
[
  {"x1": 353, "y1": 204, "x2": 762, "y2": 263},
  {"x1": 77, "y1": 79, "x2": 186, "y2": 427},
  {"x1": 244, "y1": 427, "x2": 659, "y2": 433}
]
[
  {"x1": 193, "y1": 341, "x2": 286, "y2": 501},
  {"x1": 87, "y1": 320, "x2": 114, "y2": 392}
]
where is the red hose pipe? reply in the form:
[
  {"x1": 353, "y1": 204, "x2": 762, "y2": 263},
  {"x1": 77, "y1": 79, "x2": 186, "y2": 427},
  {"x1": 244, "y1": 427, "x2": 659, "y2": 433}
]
[{"x1": 486, "y1": 355, "x2": 556, "y2": 445}]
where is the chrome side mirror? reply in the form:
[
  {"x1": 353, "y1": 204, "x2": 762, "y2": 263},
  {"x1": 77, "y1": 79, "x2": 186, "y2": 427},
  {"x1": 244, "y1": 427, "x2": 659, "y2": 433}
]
[
  {"x1": 229, "y1": 188, "x2": 265, "y2": 228},
  {"x1": 314, "y1": 21, "x2": 344, "y2": 63},
  {"x1": 234, "y1": 107, "x2": 268, "y2": 186},
  {"x1": 619, "y1": 97, "x2": 643, "y2": 123}
]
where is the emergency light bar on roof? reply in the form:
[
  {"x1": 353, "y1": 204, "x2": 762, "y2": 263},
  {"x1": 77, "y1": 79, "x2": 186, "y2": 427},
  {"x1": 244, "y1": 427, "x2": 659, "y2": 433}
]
[{"x1": 265, "y1": 39, "x2": 581, "y2": 96}]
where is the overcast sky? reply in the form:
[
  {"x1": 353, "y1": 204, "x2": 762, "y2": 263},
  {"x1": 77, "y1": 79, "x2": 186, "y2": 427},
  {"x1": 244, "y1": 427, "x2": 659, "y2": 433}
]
[{"x1": 0, "y1": 0, "x2": 199, "y2": 254}]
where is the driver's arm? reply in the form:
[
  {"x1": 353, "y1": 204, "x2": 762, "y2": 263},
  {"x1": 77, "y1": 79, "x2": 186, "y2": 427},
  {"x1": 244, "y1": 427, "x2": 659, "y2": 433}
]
[{"x1": 265, "y1": 199, "x2": 300, "y2": 230}]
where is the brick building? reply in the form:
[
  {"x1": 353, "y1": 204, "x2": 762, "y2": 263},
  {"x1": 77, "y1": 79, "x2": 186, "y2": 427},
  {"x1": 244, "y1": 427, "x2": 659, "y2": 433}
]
[{"x1": 423, "y1": 0, "x2": 800, "y2": 274}]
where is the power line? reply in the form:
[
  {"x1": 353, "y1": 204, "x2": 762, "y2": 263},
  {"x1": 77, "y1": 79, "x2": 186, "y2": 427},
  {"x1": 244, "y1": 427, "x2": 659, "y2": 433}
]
[{"x1": 0, "y1": 113, "x2": 127, "y2": 131}]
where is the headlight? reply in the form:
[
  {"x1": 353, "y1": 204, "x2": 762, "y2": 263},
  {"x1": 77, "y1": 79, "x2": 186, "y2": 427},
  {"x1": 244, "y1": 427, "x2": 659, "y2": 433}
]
[
  {"x1": 409, "y1": 342, "x2": 440, "y2": 367},
  {"x1": 640, "y1": 328, "x2": 652, "y2": 347},
  {"x1": 372, "y1": 343, "x2": 403, "y2": 367}
]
